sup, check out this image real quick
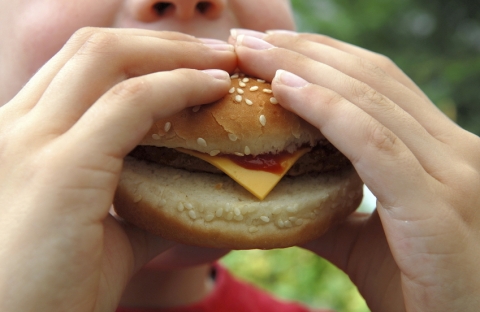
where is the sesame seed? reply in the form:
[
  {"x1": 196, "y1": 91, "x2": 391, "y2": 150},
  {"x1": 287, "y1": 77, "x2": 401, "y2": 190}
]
[
  {"x1": 234, "y1": 215, "x2": 244, "y2": 221},
  {"x1": 245, "y1": 99, "x2": 253, "y2": 105},
  {"x1": 277, "y1": 220, "x2": 285, "y2": 228},
  {"x1": 229, "y1": 87, "x2": 235, "y2": 94},
  {"x1": 164, "y1": 122, "x2": 172, "y2": 132},
  {"x1": 235, "y1": 95, "x2": 243, "y2": 103},
  {"x1": 234, "y1": 207, "x2": 241, "y2": 216},
  {"x1": 272, "y1": 207, "x2": 282, "y2": 215},
  {"x1": 260, "y1": 216, "x2": 270, "y2": 223},
  {"x1": 188, "y1": 210, "x2": 197, "y2": 219},
  {"x1": 152, "y1": 134, "x2": 160, "y2": 140},
  {"x1": 234, "y1": 152, "x2": 244, "y2": 157},
  {"x1": 225, "y1": 212, "x2": 234, "y2": 220},
  {"x1": 231, "y1": 74, "x2": 239, "y2": 79},
  {"x1": 250, "y1": 86, "x2": 259, "y2": 91},
  {"x1": 133, "y1": 194, "x2": 142, "y2": 203},
  {"x1": 257, "y1": 79, "x2": 266, "y2": 83},
  {"x1": 192, "y1": 105, "x2": 201, "y2": 112},
  {"x1": 228, "y1": 133, "x2": 238, "y2": 141},
  {"x1": 242, "y1": 78, "x2": 250, "y2": 83},
  {"x1": 287, "y1": 206, "x2": 298, "y2": 213},
  {"x1": 244, "y1": 146, "x2": 251, "y2": 155},
  {"x1": 263, "y1": 88, "x2": 273, "y2": 94},
  {"x1": 216, "y1": 208, "x2": 224, "y2": 217},
  {"x1": 270, "y1": 97, "x2": 278, "y2": 104},
  {"x1": 259, "y1": 115, "x2": 266, "y2": 126},
  {"x1": 239, "y1": 81, "x2": 246, "y2": 87},
  {"x1": 210, "y1": 150, "x2": 221, "y2": 156},
  {"x1": 185, "y1": 203, "x2": 193, "y2": 210},
  {"x1": 197, "y1": 138, "x2": 207, "y2": 147},
  {"x1": 284, "y1": 220, "x2": 292, "y2": 227},
  {"x1": 205, "y1": 214, "x2": 215, "y2": 222},
  {"x1": 249, "y1": 226, "x2": 258, "y2": 233},
  {"x1": 295, "y1": 219, "x2": 304, "y2": 226},
  {"x1": 177, "y1": 203, "x2": 185, "y2": 212},
  {"x1": 237, "y1": 88, "x2": 245, "y2": 94}
]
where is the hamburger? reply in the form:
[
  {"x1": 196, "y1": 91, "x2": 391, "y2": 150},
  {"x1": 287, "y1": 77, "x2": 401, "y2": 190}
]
[{"x1": 113, "y1": 73, "x2": 363, "y2": 249}]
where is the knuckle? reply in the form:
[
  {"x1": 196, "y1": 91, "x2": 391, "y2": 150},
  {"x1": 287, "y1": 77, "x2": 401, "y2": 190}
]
[
  {"x1": 77, "y1": 30, "x2": 120, "y2": 57},
  {"x1": 310, "y1": 34, "x2": 334, "y2": 45},
  {"x1": 109, "y1": 77, "x2": 151, "y2": 104},
  {"x1": 66, "y1": 27, "x2": 99, "y2": 48},
  {"x1": 376, "y1": 54, "x2": 398, "y2": 73},
  {"x1": 367, "y1": 120, "x2": 399, "y2": 155},
  {"x1": 351, "y1": 79, "x2": 393, "y2": 112},
  {"x1": 356, "y1": 55, "x2": 388, "y2": 82},
  {"x1": 324, "y1": 91, "x2": 345, "y2": 109}
]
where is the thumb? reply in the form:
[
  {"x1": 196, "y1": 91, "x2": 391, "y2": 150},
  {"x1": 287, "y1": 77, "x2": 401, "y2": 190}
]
[{"x1": 303, "y1": 210, "x2": 405, "y2": 311}]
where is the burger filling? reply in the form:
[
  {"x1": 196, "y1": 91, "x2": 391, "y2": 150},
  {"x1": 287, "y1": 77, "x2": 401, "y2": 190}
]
[{"x1": 128, "y1": 141, "x2": 351, "y2": 177}]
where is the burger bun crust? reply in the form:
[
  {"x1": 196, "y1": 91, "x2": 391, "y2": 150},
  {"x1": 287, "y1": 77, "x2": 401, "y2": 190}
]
[{"x1": 114, "y1": 157, "x2": 363, "y2": 249}]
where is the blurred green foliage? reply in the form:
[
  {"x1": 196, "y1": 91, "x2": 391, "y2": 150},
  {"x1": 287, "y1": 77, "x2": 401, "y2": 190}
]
[
  {"x1": 222, "y1": 1, "x2": 479, "y2": 312},
  {"x1": 291, "y1": 0, "x2": 480, "y2": 134},
  {"x1": 222, "y1": 248, "x2": 369, "y2": 312}
]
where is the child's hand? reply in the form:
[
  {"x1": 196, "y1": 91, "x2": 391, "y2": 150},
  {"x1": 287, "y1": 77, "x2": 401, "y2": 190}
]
[
  {"x1": 0, "y1": 28, "x2": 235, "y2": 312},
  {"x1": 233, "y1": 30, "x2": 480, "y2": 311}
]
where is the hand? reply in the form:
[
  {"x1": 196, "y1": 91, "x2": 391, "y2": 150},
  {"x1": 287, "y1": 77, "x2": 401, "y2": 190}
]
[
  {"x1": 232, "y1": 29, "x2": 480, "y2": 311},
  {"x1": 0, "y1": 27, "x2": 235, "y2": 312}
]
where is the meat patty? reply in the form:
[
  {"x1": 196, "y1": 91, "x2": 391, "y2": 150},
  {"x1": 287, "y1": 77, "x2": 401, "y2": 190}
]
[{"x1": 129, "y1": 141, "x2": 351, "y2": 177}]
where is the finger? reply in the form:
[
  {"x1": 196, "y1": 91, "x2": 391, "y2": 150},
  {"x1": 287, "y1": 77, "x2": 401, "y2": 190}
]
[
  {"x1": 269, "y1": 31, "x2": 427, "y2": 99},
  {"x1": 235, "y1": 38, "x2": 451, "y2": 179},
  {"x1": 231, "y1": 29, "x2": 424, "y2": 100},
  {"x1": 24, "y1": 34, "x2": 234, "y2": 137},
  {"x1": 303, "y1": 211, "x2": 405, "y2": 312},
  {"x1": 6, "y1": 28, "x2": 205, "y2": 115},
  {"x1": 63, "y1": 68, "x2": 231, "y2": 161},
  {"x1": 271, "y1": 69, "x2": 441, "y2": 211},
  {"x1": 100, "y1": 215, "x2": 177, "y2": 310},
  {"x1": 144, "y1": 245, "x2": 229, "y2": 270},
  {"x1": 235, "y1": 35, "x2": 457, "y2": 141}
]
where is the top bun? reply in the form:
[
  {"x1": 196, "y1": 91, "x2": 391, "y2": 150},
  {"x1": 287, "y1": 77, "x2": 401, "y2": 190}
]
[{"x1": 141, "y1": 74, "x2": 324, "y2": 156}]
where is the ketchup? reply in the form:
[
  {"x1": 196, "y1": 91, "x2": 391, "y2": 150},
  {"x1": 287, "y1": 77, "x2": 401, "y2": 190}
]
[{"x1": 224, "y1": 152, "x2": 291, "y2": 174}]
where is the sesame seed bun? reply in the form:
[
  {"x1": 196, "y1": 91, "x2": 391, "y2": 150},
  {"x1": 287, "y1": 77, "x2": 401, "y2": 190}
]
[
  {"x1": 140, "y1": 75, "x2": 324, "y2": 156},
  {"x1": 113, "y1": 74, "x2": 363, "y2": 249}
]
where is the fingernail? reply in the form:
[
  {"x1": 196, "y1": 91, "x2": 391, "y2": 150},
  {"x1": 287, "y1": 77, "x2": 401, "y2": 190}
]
[
  {"x1": 266, "y1": 29, "x2": 299, "y2": 36},
  {"x1": 204, "y1": 43, "x2": 235, "y2": 51},
  {"x1": 230, "y1": 28, "x2": 266, "y2": 40},
  {"x1": 202, "y1": 69, "x2": 230, "y2": 80},
  {"x1": 275, "y1": 70, "x2": 309, "y2": 88},
  {"x1": 236, "y1": 35, "x2": 275, "y2": 50}
]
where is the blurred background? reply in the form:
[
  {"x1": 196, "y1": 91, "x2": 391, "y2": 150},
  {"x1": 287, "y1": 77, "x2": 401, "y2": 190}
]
[{"x1": 221, "y1": 0, "x2": 480, "y2": 311}]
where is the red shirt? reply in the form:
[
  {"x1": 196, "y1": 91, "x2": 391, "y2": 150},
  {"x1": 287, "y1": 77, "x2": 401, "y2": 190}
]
[{"x1": 117, "y1": 263, "x2": 331, "y2": 312}]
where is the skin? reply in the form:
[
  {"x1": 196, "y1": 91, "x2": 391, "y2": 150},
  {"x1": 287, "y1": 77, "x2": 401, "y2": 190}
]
[
  {"x1": 1, "y1": 1, "x2": 480, "y2": 312},
  {"x1": 231, "y1": 30, "x2": 480, "y2": 311},
  {"x1": 0, "y1": 1, "x2": 294, "y2": 311}
]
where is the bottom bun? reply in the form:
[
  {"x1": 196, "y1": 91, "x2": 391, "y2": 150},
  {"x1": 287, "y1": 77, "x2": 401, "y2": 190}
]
[{"x1": 114, "y1": 157, "x2": 363, "y2": 249}]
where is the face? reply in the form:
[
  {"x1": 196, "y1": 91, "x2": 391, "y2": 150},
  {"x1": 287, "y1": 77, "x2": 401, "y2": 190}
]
[{"x1": 0, "y1": 0, "x2": 295, "y2": 104}]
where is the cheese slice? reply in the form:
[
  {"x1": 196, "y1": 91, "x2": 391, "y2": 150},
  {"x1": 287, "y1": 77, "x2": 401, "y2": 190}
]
[{"x1": 176, "y1": 147, "x2": 311, "y2": 200}]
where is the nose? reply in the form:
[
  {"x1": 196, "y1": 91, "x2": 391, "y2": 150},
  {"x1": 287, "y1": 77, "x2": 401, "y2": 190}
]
[{"x1": 130, "y1": 0, "x2": 227, "y2": 23}]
